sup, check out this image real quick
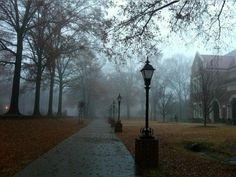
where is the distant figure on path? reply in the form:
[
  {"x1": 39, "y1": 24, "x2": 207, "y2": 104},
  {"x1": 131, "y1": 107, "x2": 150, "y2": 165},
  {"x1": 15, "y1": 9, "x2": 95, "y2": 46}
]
[{"x1": 174, "y1": 114, "x2": 178, "y2": 122}]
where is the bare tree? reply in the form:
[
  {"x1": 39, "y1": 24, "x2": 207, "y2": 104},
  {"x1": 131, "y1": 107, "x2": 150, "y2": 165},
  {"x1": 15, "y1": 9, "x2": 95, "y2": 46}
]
[
  {"x1": 149, "y1": 56, "x2": 161, "y2": 120},
  {"x1": 165, "y1": 56, "x2": 191, "y2": 120},
  {"x1": 107, "y1": 0, "x2": 234, "y2": 58},
  {"x1": 156, "y1": 81, "x2": 173, "y2": 122},
  {"x1": 43, "y1": 0, "x2": 108, "y2": 116},
  {"x1": 119, "y1": 70, "x2": 140, "y2": 119},
  {"x1": 25, "y1": 1, "x2": 54, "y2": 116},
  {"x1": 114, "y1": 1, "x2": 231, "y2": 40},
  {"x1": 55, "y1": 54, "x2": 74, "y2": 116},
  {"x1": 0, "y1": 0, "x2": 43, "y2": 115},
  {"x1": 191, "y1": 55, "x2": 223, "y2": 126},
  {"x1": 70, "y1": 49, "x2": 103, "y2": 118},
  {"x1": 0, "y1": 0, "x2": 110, "y2": 116}
]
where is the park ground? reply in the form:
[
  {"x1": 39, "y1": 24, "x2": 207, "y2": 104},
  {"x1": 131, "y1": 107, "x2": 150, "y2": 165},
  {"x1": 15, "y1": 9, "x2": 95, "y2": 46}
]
[
  {"x1": 0, "y1": 117, "x2": 87, "y2": 177},
  {"x1": 1, "y1": 118, "x2": 236, "y2": 177},
  {"x1": 117, "y1": 120, "x2": 236, "y2": 177}
]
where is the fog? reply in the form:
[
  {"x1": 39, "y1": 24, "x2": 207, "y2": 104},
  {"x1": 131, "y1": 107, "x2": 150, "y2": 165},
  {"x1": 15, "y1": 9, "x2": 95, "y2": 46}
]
[
  {"x1": 0, "y1": 0, "x2": 235, "y2": 122},
  {"x1": 1, "y1": 53, "x2": 192, "y2": 122}
]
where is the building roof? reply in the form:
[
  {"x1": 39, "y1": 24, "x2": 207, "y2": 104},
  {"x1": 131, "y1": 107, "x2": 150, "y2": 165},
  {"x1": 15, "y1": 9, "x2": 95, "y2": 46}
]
[
  {"x1": 225, "y1": 49, "x2": 236, "y2": 56},
  {"x1": 197, "y1": 50, "x2": 236, "y2": 70}
]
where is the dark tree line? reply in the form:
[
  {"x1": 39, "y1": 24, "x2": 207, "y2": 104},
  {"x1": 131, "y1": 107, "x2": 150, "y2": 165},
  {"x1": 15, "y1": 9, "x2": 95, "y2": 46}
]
[
  {"x1": 0, "y1": 0, "x2": 109, "y2": 116},
  {"x1": 1, "y1": 0, "x2": 233, "y2": 118}
]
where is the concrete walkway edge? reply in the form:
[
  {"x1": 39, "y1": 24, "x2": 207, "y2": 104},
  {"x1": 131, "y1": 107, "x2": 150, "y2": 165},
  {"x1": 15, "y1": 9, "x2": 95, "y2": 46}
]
[{"x1": 13, "y1": 119, "x2": 140, "y2": 177}]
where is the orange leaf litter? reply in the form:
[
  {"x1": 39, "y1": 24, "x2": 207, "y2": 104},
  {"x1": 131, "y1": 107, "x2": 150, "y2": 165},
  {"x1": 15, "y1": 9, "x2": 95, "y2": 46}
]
[
  {"x1": 0, "y1": 118, "x2": 87, "y2": 177},
  {"x1": 117, "y1": 120, "x2": 236, "y2": 177}
]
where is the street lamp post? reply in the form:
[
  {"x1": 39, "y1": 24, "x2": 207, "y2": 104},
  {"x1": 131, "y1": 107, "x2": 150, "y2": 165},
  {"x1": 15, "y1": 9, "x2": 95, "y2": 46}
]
[
  {"x1": 135, "y1": 57, "x2": 159, "y2": 167},
  {"x1": 117, "y1": 94, "x2": 122, "y2": 122},
  {"x1": 115, "y1": 94, "x2": 122, "y2": 132},
  {"x1": 140, "y1": 58, "x2": 155, "y2": 138}
]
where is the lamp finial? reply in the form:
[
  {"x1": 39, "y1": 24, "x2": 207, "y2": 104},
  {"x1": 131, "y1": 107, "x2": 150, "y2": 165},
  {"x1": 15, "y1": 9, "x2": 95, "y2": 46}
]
[{"x1": 146, "y1": 57, "x2": 150, "y2": 64}]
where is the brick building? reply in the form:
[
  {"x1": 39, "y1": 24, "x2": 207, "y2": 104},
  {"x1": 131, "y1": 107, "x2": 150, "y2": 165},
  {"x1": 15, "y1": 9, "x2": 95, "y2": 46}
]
[{"x1": 191, "y1": 50, "x2": 236, "y2": 124}]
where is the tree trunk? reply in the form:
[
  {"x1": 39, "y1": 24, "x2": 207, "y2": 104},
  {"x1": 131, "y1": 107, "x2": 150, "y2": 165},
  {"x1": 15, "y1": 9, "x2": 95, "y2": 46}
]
[
  {"x1": 127, "y1": 102, "x2": 130, "y2": 119},
  {"x1": 47, "y1": 65, "x2": 55, "y2": 116},
  {"x1": 203, "y1": 103, "x2": 207, "y2": 127},
  {"x1": 162, "y1": 109, "x2": 165, "y2": 122},
  {"x1": 33, "y1": 54, "x2": 42, "y2": 116},
  {"x1": 7, "y1": 34, "x2": 23, "y2": 115},
  {"x1": 204, "y1": 113, "x2": 207, "y2": 127},
  {"x1": 178, "y1": 94, "x2": 182, "y2": 121},
  {"x1": 57, "y1": 77, "x2": 63, "y2": 116}
]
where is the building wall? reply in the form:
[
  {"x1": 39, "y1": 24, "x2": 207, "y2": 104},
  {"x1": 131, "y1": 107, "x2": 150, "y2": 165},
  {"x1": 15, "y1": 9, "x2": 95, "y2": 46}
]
[{"x1": 191, "y1": 54, "x2": 236, "y2": 123}]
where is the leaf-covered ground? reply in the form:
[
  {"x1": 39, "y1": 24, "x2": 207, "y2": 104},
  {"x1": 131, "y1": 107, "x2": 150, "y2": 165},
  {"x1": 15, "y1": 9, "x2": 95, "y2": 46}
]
[
  {"x1": 117, "y1": 121, "x2": 236, "y2": 177},
  {"x1": 0, "y1": 118, "x2": 87, "y2": 177}
]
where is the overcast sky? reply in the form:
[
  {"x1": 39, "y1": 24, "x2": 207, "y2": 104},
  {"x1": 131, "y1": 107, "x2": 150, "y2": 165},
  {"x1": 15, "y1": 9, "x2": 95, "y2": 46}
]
[
  {"x1": 159, "y1": 33, "x2": 236, "y2": 59},
  {"x1": 105, "y1": 0, "x2": 236, "y2": 70}
]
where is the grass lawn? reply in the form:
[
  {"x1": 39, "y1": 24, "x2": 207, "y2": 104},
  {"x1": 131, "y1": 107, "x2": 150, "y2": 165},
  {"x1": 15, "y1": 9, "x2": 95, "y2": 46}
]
[
  {"x1": 117, "y1": 120, "x2": 236, "y2": 177},
  {"x1": 0, "y1": 117, "x2": 87, "y2": 177}
]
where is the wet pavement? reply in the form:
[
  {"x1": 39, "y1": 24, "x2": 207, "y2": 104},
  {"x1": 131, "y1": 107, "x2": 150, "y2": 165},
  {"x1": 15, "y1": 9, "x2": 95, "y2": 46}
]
[{"x1": 14, "y1": 119, "x2": 140, "y2": 177}]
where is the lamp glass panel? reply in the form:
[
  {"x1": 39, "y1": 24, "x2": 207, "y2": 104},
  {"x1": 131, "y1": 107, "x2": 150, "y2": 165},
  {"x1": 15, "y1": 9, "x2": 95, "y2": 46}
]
[
  {"x1": 144, "y1": 70, "x2": 154, "y2": 79},
  {"x1": 141, "y1": 70, "x2": 145, "y2": 80}
]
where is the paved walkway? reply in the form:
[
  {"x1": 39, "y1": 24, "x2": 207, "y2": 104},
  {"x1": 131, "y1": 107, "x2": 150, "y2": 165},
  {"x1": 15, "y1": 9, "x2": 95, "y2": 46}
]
[{"x1": 14, "y1": 119, "x2": 140, "y2": 177}]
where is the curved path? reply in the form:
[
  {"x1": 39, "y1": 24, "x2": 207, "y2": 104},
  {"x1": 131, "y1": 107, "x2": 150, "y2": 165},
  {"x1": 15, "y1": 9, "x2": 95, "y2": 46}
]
[{"x1": 14, "y1": 119, "x2": 140, "y2": 177}]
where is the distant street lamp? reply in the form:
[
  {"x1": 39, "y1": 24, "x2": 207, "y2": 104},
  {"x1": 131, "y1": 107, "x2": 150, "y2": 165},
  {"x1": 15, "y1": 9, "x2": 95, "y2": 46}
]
[
  {"x1": 115, "y1": 94, "x2": 123, "y2": 132},
  {"x1": 117, "y1": 94, "x2": 122, "y2": 121},
  {"x1": 140, "y1": 58, "x2": 155, "y2": 138}
]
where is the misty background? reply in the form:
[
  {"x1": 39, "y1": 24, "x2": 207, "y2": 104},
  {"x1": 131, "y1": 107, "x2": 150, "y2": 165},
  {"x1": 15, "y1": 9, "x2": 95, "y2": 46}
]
[{"x1": 1, "y1": 0, "x2": 236, "y2": 122}]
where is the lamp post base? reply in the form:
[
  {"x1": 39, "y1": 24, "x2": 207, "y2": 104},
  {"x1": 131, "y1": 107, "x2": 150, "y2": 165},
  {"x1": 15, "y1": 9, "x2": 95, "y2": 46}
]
[
  {"x1": 135, "y1": 137, "x2": 159, "y2": 167},
  {"x1": 115, "y1": 120, "x2": 122, "y2": 132}
]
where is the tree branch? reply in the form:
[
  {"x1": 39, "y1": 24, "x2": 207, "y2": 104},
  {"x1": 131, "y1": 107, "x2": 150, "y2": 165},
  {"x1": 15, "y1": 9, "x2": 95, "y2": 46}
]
[
  {"x1": 216, "y1": 0, "x2": 226, "y2": 40},
  {"x1": 0, "y1": 40, "x2": 16, "y2": 55},
  {"x1": 0, "y1": 60, "x2": 15, "y2": 65},
  {"x1": 118, "y1": 0, "x2": 179, "y2": 40}
]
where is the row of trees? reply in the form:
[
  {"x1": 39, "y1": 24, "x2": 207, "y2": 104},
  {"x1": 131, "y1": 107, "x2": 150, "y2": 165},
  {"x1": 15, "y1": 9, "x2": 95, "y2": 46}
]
[
  {"x1": 1, "y1": 0, "x2": 232, "y2": 119},
  {"x1": 102, "y1": 55, "x2": 191, "y2": 122},
  {"x1": 0, "y1": 0, "x2": 109, "y2": 116},
  {"x1": 150, "y1": 55, "x2": 191, "y2": 122}
]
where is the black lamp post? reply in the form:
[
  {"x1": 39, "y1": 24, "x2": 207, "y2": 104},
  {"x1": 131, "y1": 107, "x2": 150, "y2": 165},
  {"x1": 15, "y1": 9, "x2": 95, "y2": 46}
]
[
  {"x1": 135, "y1": 57, "x2": 158, "y2": 167},
  {"x1": 115, "y1": 94, "x2": 123, "y2": 132},
  {"x1": 117, "y1": 94, "x2": 122, "y2": 122},
  {"x1": 140, "y1": 58, "x2": 155, "y2": 138}
]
